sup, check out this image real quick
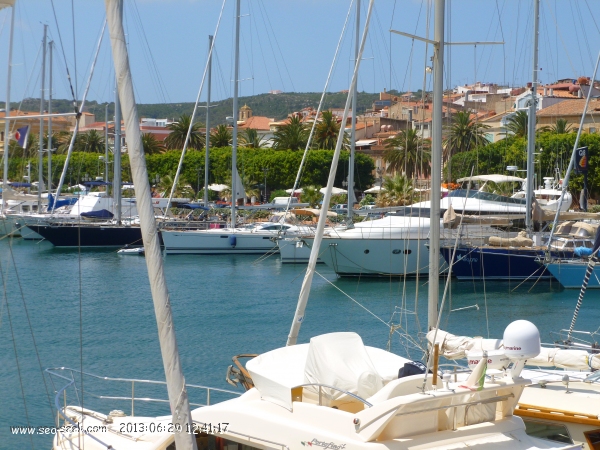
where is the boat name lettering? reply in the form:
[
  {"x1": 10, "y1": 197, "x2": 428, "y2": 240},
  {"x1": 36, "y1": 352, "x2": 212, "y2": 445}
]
[
  {"x1": 468, "y1": 359, "x2": 492, "y2": 365},
  {"x1": 301, "y1": 439, "x2": 346, "y2": 449},
  {"x1": 505, "y1": 346, "x2": 521, "y2": 350},
  {"x1": 457, "y1": 255, "x2": 478, "y2": 263}
]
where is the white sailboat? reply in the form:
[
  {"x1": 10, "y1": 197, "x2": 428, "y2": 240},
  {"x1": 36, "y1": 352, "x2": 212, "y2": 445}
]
[{"x1": 49, "y1": 2, "x2": 580, "y2": 449}]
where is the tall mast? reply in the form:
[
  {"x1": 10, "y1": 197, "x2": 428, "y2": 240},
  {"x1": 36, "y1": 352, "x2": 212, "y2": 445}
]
[
  {"x1": 2, "y1": 2, "x2": 15, "y2": 210},
  {"x1": 525, "y1": 0, "x2": 540, "y2": 234},
  {"x1": 204, "y1": 35, "x2": 213, "y2": 207},
  {"x1": 104, "y1": 1, "x2": 197, "y2": 448},
  {"x1": 230, "y1": 0, "x2": 240, "y2": 227},
  {"x1": 38, "y1": 24, "x2": 47, "y2": 209},
  {"x1": 48, "y1": 40, "x2": 53, "y2": 194},
  {"x1": 347, "y1": 0, "x2": 359, "y2": 221},
  {"x1": 427, "y1": 0, "x2": 444, "y2": 330},
  {"x1": 104, "y1": 103, "x2": 109, "y2": 187},
  {"x1": 114, "y1": 79, "x2": 122, "y2": 223}
]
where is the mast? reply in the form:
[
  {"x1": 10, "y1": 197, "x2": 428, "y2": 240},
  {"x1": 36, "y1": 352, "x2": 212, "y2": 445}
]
[
  {"x1": 48, "y1": 40, "x2": 53, "y2": 194},
  {"x1": 287, "y1": 0, "x2": 375, "y2": 346},
  {"x1": 2, "y1": 1, "x2": 14, "y2": 212},
  {"x1": 525, "y1": 0, "x2": 540, "y2": 234},
  {"x1": 427, "y1": 0, "x2": 444, "y2": 330},
  {"x1": 231, "y1": 0, "x2": 240, "y2": 227},
  {"x1": 114, "y1": 78, "x2": 122, "y2": 223},
  {"x1": 347, "y1": 0, "x2": 359, "y2": 221},
  {"x1": 104, "y1": 1, "x2": 197, "y2": 448},
  {"x1": 38, "y1": 24, "x2": 47, "y2": 209},
  {"x1": 204, "y1": 35, "x2": 213, "y2": 207},
  {"x1": 104, "y1": 103, "x2": 109, "y2": 187}
]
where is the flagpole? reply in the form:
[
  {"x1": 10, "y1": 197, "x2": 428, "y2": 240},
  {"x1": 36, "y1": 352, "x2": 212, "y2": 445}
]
[{"x1": 38, "y1": 24, "x2": 47, "y2": 210}]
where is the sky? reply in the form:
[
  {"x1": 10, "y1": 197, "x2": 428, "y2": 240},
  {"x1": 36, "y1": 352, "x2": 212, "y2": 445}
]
[{"x1": 0, "y1": 0, "x2": 599, "y2": 110}]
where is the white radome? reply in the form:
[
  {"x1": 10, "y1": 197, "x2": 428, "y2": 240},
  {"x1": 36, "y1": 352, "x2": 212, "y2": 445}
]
[{"x1": 503, "y1": 320, "x2": 541, "y2": 360}]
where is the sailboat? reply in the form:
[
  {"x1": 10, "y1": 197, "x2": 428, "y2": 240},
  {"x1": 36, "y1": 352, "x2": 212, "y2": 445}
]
[{"x1": 48, "y1": 1, "x2": 580, "y2": 449}]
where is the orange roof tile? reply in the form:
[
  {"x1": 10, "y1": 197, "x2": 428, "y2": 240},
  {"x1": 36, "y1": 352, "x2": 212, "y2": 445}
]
[
  {"x1": 537, "y1": 99, "x2": 600, "y2": 117},
  {"x1": 238, "y1": 115, "x2": 273, "y2": 131}
]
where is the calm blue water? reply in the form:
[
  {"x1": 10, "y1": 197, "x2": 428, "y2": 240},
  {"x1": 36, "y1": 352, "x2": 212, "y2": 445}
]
[{"x1": 1, "y1": 238, "x2": 599, "y2": 449}]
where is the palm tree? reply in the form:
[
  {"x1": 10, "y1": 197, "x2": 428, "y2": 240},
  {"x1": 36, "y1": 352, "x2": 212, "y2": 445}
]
[
  {"x1": 76, "y1": 129, "x2": 105, "y2": 153},
  {"x1": 376, "y1": 175, "x2": 414, "y2": 207},
  {"x1": 210, "y1": 124, "x2": 232, "y2": 148},
  {"x1": 505, "y1": 110, "x2": 530, "y2": 138},
  {"x1": 221, "y1": 172, "x2": 260, "y2": 202},
  {"x1": 53, "y1": 131, "x2": 74, "y2": 154},
  {"x1": 314, "y1": 111, "x2": 340, "y2": 150},
  {"x1": 272, "y1": 116, "x2": 308, "y2": 150},
  {"x1": 142, "y1": 133, "x2": 166, "y2": 154},
  {"x1": 301, "y1": 185, "x2": 321, "y2": 208},
  {"x1": 157, "y1": 174, "x2": 195, "y2": 198},
  {"x1": 443, "y1": 111, "x2": 490, "y2": 160},
  {"x1": 550, "y1": 118, "x2": 573, "y2": 134},
  {"x1": 383, "y1": 128, "x2": 431, "y2": 179},
  {"x1": 164, "y1": 113, "x2": 205, "y2": 150},
  {"x1": 239, "y1": 128, "x2": 267, "y2": 148}
]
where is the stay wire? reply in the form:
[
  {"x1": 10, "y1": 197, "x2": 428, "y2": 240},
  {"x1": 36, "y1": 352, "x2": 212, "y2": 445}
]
[
  {"x1": 49, "y1": 0, "x2": 79, "y2": 115},
  {"x1": 6, "y1": 237, "x2": 55, "y2": 421},
  {"x1": 0, "y1": 247, "x2": 34, "y2": 449}
]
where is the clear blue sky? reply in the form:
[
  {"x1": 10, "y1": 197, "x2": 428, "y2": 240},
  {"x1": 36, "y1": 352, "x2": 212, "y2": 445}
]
[{"x1": 0, "y1": 0, "x2": 598, "y2": 108}]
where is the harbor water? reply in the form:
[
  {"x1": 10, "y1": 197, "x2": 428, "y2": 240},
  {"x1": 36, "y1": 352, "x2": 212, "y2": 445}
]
[{"x1": 1, "y1": 238, "x2": 599, "y2": 449}]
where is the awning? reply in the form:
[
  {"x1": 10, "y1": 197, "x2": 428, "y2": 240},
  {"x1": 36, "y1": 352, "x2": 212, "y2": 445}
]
[
  {"x1": 292, "y1": 208, "x2": 336, "y2": 217},
  {"x1": 320, "y1": 187, "x2": 347, "y2": 195},
  {"x1": 457, "y1": 175, "x2": 524, "y2": 184},
  {"x1": 355, "y1": 139, "x2": 377, "y2": 146}
]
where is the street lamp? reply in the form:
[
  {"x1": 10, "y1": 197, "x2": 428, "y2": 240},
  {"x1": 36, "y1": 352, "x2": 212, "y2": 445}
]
[{"x1": 262, "y1": 167, "x2": 269, "y2": 203}]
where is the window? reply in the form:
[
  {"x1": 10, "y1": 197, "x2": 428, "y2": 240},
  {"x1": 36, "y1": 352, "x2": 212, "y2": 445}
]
[
  {"x1": 167, "y1": 433, "x2": 265, "y2": 450},
  {"x1": 584, "y1": 429, "x2": 600, "y2": 450},
  {"x1": 522, "y1": 419, "x2": 573, "y2": 444}
]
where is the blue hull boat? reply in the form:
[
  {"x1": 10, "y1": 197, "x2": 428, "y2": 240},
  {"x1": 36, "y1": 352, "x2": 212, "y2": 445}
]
[
  {"x1": 545, "y1": 261, "x2": 600, "y2": 288},
  {"x1": 440, "y1": 246, "x2": 558, "y2": 281}
]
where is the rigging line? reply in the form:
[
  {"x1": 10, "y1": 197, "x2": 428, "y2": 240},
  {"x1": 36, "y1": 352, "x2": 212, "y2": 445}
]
[
  {"x1": 49, "y1": 0, "x2": 79, "y2": 115},
  {"x1": 248, "y1": 2, "x2": 272, "y2": 92},
  {"x1": 313, "y1": 270, "x2": 424, "y2": 350},
  {"x1": 6, "y1": 235, "x2": 54, "y2": 421},
  {"x1": 568, "y1": 2, "x2": 586, "y2": 75},
  {"x1": 543, "y1": 3, "x2": 577, "y2": 77},
  {"x1": 0, "y1": 249, "x2": 34, "y2": 449},
  {"x1": 255, "y1": 1, "x2": 288, "y2": 92},
  {"x1": 71, "y1": 0, "x2": 77, "y2": 99},
  {"x1": 583, "y1": 0, "x2": 600, "y2": 36},
  {"x1": 389, "y1": 0, "x2": 397, "y2": 89},
  {"x1": 574, "y1": 1, "x2": 594, "y2": 74}
]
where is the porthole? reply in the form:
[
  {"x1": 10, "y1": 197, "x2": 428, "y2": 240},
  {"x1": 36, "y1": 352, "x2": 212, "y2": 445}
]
[
  {"x1": 392, "y1": 249, "x2": 401, "y2": 254},
  {"x1": 364, "y1": 249, "x2": 370, "y2": 254},
  {"x1": 405, "y1": 249, "x2": 412, "y2": 255}
]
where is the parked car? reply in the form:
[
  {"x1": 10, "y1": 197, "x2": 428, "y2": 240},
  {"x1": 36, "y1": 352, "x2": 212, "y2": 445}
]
[{"x1": 331, "y1": 204, "x2": 348, "y2": 211}]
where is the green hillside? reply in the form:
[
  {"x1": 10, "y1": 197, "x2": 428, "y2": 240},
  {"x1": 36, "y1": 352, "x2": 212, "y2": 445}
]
[{"x1": 9, "y1": 91, "x2": 399, "y2": 125}]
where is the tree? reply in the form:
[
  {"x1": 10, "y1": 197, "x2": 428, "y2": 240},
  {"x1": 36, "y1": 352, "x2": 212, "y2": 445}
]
[
  {"x1": 142, "y1": 133, "x2": 166, "y2": 155},
  {"x1": 443, "y1": 111, "x2": 490, "y2": 160},
  {"x1": 75, "y1": 129, "x2": 105, "y2": 153},
  {"x1": 505, "y1": 110, "x2": 530, "y2": 138},
  {"x1": 383, "y1": 128, "x2": 431, "y2": 179},
  {"x1": 314, "y1": 111, "x2": 341, "y2": 150},
  {"x1": 550, "y1": 118, "x2": 573, "y2": 135},
  {"x1": 239, "y1": 128, "x2": 267, "y2": 148},
  {"x1": 156, "y1": 174, "x2": 195, "y2": 198},
  {"x1": 222, "y1": 171, "x2": 260, "y2": 202},
  {"x1": 164, "y1": 113, "x2": 205, "y2": 150},
  {"x1": 301, "y1": 185, "x2": 321, "y2": 208},
  {"x1": 272, "y1": 115, "x2": 308, "y2": 150},
  {"x1": 376, "y1": 175, "x2": 415, "y2": 207},
  {"x1": 53, "y1": 131, "x2": 74, "y2": 154},
  {"x1": 210, "y1": 124, "x2": 232, "y2": 147}
]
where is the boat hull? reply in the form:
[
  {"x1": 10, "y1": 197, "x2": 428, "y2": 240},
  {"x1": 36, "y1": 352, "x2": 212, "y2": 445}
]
[
  {"x1": 309, "y1": 237, "x2": 444, "y2": 276},
  {"x1": 440, "y1": 246, "x2": 556, "y2": 280},
  {"x1": 161, "y1": 229, "x2": 280, "y2": 255},
  {"x1": 277, "y1": 237, "x2": 322, "y2": 263},
  {"x1": 545, "y1": 261, "x2": 600, "y2": 288},
  {"x1": 27, "y1": 224, "x2": 143, "y2": 247}
]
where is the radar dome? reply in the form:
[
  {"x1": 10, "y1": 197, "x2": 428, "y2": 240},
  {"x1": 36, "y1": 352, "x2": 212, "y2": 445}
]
[{"x1": 503, "y1": 320, "x2": 540, "y2": 359}]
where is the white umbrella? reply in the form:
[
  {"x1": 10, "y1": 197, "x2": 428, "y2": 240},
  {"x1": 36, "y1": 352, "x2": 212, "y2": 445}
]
[
  {"x1": 285, "y1": 188, "x2": 304, "y2": 194},
  {"x1": 208, "y1": 183, "x2": 228, "y2": 192},
  {"x1": 364, "y1": 185, "x2": 385, "y2": 193},
  {"x1": 319, "y1": 187, "x2": 347, "y2": 195}
]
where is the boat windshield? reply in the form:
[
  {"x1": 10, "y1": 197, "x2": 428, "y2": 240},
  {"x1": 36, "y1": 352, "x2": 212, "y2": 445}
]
[
  {"x1": 386, "y1": 207, "x2": 446, "y2": 218},
  {"x1": 447, "y1": 189, "x2": 527, "y2": 205}
]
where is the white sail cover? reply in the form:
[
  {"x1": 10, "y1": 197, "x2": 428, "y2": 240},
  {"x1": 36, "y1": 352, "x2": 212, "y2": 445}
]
[
  {"x1": 234, "y1": 167, "x2": 245, "y2": 200},
  {"x1": 428, "y1": 328, "x2": 600, "y2": 370}
]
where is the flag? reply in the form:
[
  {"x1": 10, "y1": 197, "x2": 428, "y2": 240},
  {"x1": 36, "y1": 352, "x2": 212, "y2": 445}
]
[
  {"x1": 14, "y1": 125, "x2": 29, "y2": 149},
  {"x1": 575, "y1": 147, "x2": 589, "y2": 174},
  {"x1": 460, "y1": 352, "x2": 487, "y2": 391}
]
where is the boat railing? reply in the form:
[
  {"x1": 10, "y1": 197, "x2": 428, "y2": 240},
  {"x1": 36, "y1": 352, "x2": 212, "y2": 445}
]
[
  {"x1": 293, "y1": 383, "x2": 373, "y2": 407},
  {"x1": 46, "y1": 367, "x2": 241, "y2": 419}
]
